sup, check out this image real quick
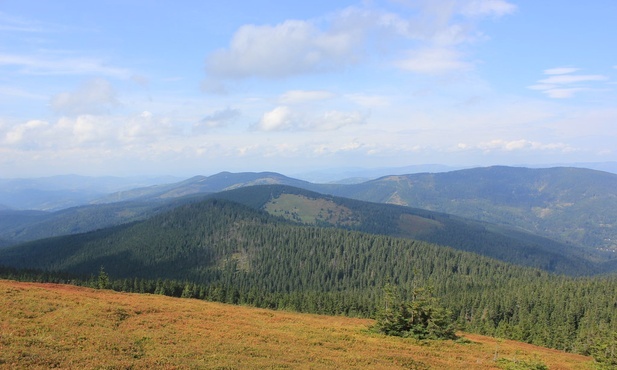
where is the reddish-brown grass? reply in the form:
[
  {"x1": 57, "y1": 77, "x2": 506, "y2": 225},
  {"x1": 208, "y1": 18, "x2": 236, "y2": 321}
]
[{"x1": 0, "y1": 279, "x2": 593, "y2": 369}]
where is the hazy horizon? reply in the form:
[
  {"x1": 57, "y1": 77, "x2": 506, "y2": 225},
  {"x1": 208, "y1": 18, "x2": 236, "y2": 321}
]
[{"x1": 1, "y1": 1, "x2": 616, "y2": 178}]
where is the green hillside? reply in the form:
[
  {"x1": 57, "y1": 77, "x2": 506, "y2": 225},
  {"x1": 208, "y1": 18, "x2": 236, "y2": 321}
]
[{"x1": 208, "y1": 185, "x2": 599, "y2": 275}]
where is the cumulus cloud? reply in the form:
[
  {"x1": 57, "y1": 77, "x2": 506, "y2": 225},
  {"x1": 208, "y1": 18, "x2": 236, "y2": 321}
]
[
  {"x1": 2, "y1": 111, "x2": 184, "y2": 151},
  {"x1": 2, "y1": 115, "x2": 116, "y2": 149},
  {"x1": 50, "y1": 78, "x2": 119, "y2": 115},
  {"x1": 3, "y1": 119, "x2": 50, "y2": 147},
  {"x1": 254, "y1": 106, "x2": 295, "y2": 131},
  {"x1": 204, "y1": 1, "x2": 516, "y2": 88},
  {"x1": 529, "y1": 67, "x2": 610, "y2": 98},
  {"x1": 120, "y1": 111, "x2": 180, "y2": 143},
  {"x1": 205, "y1": 19, "x2": 362, "y2": 80}
]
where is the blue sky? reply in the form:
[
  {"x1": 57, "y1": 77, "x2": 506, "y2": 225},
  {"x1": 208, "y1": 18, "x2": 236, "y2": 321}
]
[{"x1": 1, "y1": 0, "x2": 616, "y2": 177}]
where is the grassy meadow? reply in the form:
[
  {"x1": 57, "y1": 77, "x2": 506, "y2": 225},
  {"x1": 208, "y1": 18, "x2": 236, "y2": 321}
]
[{"x1": 0, "y1": 279, "x2": 594, "y2": 369}]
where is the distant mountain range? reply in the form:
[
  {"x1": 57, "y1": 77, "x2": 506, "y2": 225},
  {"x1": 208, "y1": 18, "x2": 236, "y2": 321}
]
[
  {"x1": 83, "y1": 166, "x2": 617, "y2": 258},
  {"x1": 325, "y1": 166, "x2": 617, "y2": 257},
  {"x1": 1, "y1": 166, "x2": 616, "y2": 273}
]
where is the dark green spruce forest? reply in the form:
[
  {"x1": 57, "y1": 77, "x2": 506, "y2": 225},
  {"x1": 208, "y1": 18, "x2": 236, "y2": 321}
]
[{"x1": 1, "y1": 194, "x2": 616, "y2": 366}]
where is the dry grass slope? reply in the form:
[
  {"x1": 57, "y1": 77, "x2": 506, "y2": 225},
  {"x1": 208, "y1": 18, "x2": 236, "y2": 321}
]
[{"x1": 0, "y1": 279, "x2": 593, "y2": 369}]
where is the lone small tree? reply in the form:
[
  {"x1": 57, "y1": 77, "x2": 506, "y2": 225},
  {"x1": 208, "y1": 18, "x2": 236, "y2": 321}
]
[
  {"x1": 97, "y1": 266, "x2": 110, "y2": 289},
  {"x1": 374, "y1": 284, "x2": 457, "y2": 340}
]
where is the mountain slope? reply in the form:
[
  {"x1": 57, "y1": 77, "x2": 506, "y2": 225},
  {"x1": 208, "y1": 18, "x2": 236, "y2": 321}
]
[
  {"x1": 0, "y1": 198, "x2": 199, "y2": 244},
  {"x1": 208, "y1": 185, "x2": 598, "y2": 275},
  {"x1": 0, "y1": 280, "x2": 593, "y2": 369},
  {"x1": 327, "y1": 166, "x2": 617, "y2": 257}
]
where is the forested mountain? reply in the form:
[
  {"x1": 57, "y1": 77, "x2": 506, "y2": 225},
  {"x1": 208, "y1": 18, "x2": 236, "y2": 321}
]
[
  {"x1": 325, "y1": 166, "x2": 617, "y2": 258},
  {"x1": 0, "y1": 198, "x2": 204, "y2": 245},
  {"x1": 83, "y1": 166, "x2": 617, "y2": 260},
  {"x1": 208, "y1": 185, "x2": 599, "y2": 275},
  {"x1": 1, "y1": 198, "x2": 616, "y2": 362},
  {"x1": 0, "y1": 183, "x2": 601, "y2": 275}
]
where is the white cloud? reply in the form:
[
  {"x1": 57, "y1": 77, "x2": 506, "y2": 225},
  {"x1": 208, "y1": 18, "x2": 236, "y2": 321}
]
[
  {"x1": 254, "y1": 106, "x2": 367, "y2": 132},
  {"x1": 544, "y1": 67, "x2": 580, "y2": 75},
  {"x1": 2, "y1": 110, "x2": 184, "y2": 151},
  {"x1": 255, "y1": 106, "x2": 294, "y2": 131},
  {"x1": 395, "y1": 47, "x2": 471, "y2": 74},
  {"x1": 278, "y1": 90, "x2": 335, "y2": 105},
  {"x1": 539, "y1": 74, "x2": 608, "y2": 85},
  {"x1": 7, "y1": 115, "x2": 119, "y2": 149},
  {"x1": 0, "y1": 53, "x2": 130, "y2": 78},
  {"x1": 313, "y1": 139, "x2": 366, "y2": 155},
  {"x1": 529, "y1": 67, "x2": 610, "y2": 98},
  {"x1": 205, "y1": 20, "x2": 361, "y2": 80},
  {"x1": 345, "y1": 94, "x2": 390, "y2": 108},
  {"x1": 304, "y1": 110, "x2": 367, "y2": 131},
  {"x1": 460, "y1": 0, "x2": 517, "y2": 18},
  {"x1": 389, "y1": 0, "x2": 516, "y2": 75},
  {"x1": 120, "y1": 111, "x2": 180, "y2": 143},
  {"x1": 3, "y1": 119, "x2": 49, "y2": 146},
  {"x1": 543, "y1": 88, "x2": 588, "y2": 99},
  {"x1": 204, "y1": 2, "x2": 516, "y2": 87},
  {"x1": 475, "y1": 139, "x2": 574, "y2": 152},
  {"x1": 50, "y1": 78, "x2": 119, "y2": 116}
]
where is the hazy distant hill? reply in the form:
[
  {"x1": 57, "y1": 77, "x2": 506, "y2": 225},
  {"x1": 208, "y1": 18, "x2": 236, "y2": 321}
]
[
  {"x1": 92, "y1": 171, "x2": 327, "y2": 204},
  {"x1": 326, "y1": 166, "x2": 617, "y2": 257},
  {"x1": 0, "y1": 175, "x2": 179, "y2": 211}
]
